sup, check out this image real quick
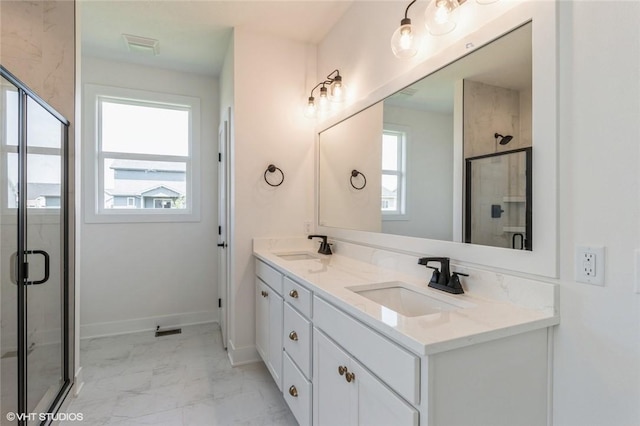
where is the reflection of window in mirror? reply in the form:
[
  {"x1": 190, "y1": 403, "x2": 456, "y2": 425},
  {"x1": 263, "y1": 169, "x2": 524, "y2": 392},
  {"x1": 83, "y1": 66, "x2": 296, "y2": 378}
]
[{"x1": 381, "y1": 129, "x2": 407, "y2": 218}]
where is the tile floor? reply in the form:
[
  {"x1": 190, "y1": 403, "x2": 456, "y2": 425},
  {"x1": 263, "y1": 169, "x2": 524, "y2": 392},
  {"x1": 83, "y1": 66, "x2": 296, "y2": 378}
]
[{"x1": 62, "y1": 323, "x2": 296, "y2": 425}]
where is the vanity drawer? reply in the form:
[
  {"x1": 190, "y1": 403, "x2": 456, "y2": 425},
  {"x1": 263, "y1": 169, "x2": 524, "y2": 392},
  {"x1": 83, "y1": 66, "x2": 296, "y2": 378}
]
[
  {"x1": 256, "y1": 259, "x2": 283, "y2": 295},
  {"x1": 283, "y1": 352, "x2": 312, "y2": 426},
  {"x1": 284, "y1": 277, "x2": 312, "y2": 318},
  {"x1": 284, "y1": 303, "x2": 312, "y2": 378},
  {"x1": 313, "y1": 296, "x2": 420, "y2": 405}
]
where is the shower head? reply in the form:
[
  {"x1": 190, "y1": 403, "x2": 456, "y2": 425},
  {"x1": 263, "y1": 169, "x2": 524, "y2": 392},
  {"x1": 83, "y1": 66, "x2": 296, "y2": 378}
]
[{"x1": 494, "y1": 133, "x2": 513, "y2": 145}]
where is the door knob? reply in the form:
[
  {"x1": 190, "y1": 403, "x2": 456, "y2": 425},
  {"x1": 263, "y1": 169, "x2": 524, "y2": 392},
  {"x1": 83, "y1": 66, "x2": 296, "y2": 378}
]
[
  {"x1": 289, "y1": 289, "x2": 298, "y2": 298},
  {"x1": 288, "y1": 331, "x2": 298, "y2": 341},
  {"x1": 338, "y1": 365, "x2": 347, "y2": 376},
  {"x1": 345, "y1": 371, "x2": 356, "y2": 383},
  {"x1": 261, "y1": 290, "x2": 268, "y2": 297},
  {"x1": 289, "y1": 385, "x2": 298, "y2": 397}
]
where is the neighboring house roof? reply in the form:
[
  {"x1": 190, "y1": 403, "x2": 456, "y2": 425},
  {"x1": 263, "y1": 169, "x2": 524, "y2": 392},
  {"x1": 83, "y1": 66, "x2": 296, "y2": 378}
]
[
  {"x1": 110, "y1": 160, "x2": 185, "y2": 173},
  {"x1": 381, "y1": 186, "x2": 397, "y2": 197},
  {"x1": 106, "y1": 182, "x2": 185, "y2": 197},
  {"x1": 27, "y1": 183, "x2": 60, "y2": 199}
]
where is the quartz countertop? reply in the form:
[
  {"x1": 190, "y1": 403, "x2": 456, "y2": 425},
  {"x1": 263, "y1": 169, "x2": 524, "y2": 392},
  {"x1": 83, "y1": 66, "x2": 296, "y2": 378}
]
[{"x1": 254, "y1": 244, "x2": 559, "y2": 356}]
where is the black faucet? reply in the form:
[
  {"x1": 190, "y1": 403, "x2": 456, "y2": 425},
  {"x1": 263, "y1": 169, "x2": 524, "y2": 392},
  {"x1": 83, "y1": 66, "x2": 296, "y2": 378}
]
[
  {"x1": 308, "y1": 235, "x2": 332, "y2": 255},
  {"x1": 418, "y1": 257, "x2": 468, "y2": 294}
]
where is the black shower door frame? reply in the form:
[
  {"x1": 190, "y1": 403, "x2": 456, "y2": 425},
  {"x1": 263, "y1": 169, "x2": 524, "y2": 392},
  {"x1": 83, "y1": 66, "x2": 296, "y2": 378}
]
[{"x1": 1, "y1": 65, "x2": 72, "y2": 425}]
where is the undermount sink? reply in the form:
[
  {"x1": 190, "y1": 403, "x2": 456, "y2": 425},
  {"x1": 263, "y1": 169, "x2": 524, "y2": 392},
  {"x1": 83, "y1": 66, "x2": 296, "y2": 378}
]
[
  {"x1": 275, "y1": 252, "x2": 319, "y2": 261},
  {"x1": 347, "y1": 281, "x2": 473, "y2": 317}
]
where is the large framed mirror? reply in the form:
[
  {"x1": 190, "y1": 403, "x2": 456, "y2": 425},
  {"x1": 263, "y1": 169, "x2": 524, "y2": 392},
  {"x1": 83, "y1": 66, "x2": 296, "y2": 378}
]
[{"x1": 316, "y1": 1, "x2": 557, "y2": 277}]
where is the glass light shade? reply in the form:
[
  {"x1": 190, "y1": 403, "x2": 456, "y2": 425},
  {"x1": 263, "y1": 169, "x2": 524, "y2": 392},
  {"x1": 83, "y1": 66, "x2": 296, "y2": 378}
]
[
  {"x1": 391, "y1": 22, "x2": 420, "y2": 58},
  {"x1": 330, "y1": 77, "x2": 347, "y2": 103},
  {"x1": 304, "y1": 97, "x2": 317, "y2": 118},
  {"x1": 318, "y1": 86, "x2": 330, "y2": 111},
  {"x1": 425, "y1": 0, "x2": 460, "y2": 36}
]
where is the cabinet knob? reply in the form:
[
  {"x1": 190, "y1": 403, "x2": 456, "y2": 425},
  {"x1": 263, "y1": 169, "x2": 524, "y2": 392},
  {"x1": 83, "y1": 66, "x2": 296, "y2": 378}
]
[
  {"x1": 289, "y1": 385, "x2": 298, "y2": 397},
  {"x1": 288, "y1": 331, "x2": 298, "y2": 341},
  {"x1": 261, "y1": 290, "x2": 268, "y2": 297},
  {"x1": 289, "y1": 289, "x2": 299, "y2": 298},
  {"x1": 338, "y1": 365, "x2": 347, "y2": 376},
  {"x1": 345, "y1": 371, "x2": 356, "y2": 383}
]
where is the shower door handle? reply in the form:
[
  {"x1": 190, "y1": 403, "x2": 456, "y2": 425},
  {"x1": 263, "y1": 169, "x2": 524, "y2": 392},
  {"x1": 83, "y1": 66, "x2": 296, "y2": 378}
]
[
  {"x1": 9, "y1": 250, "x2": 50, "y2": 285},
  {"x1": 26, "y1": 250, "x2": 50, "y2": 285}
]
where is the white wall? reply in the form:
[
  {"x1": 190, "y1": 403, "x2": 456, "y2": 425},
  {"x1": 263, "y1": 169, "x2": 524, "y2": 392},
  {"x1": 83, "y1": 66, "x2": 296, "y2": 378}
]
[
  {"x1": 226, "y1": 29, "x2": 316, "y2": 363},
  {"x1": 382, "y1": 105, "x2": 453, "y2": 240},
  {"x1": 319, "y1": 102, "x2": 383, "y2": 232},
  {"x1": 554, "y1": 2, "x2": 640, "y2": 424},
  {"x1": 318, "y1": 1, "x2": 640, "y2": 425},
  {"x1": 80, "y1": 57, "x2": 219, "y2": 337}
]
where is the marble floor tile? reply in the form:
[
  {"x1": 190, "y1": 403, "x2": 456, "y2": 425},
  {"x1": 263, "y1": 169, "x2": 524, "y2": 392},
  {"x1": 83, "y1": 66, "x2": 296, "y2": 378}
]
[{"x1": 61, "y1": 323, "x2": 296, "y2": 426}]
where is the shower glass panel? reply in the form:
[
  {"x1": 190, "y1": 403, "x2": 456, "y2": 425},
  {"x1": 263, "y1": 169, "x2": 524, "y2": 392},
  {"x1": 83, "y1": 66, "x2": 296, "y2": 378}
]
[
  {"x1": 1, "y1": 75, "x2": 20, "y2": 423},
  {"x1": 1, "y1": 66, "x2": 70, "y2": 425},
  {"x1": 26, "y1": 96, "x2": 64, "y2": 415},
  {"x1": 465, "y1": 148, "x2": 532, "y2": 250}
]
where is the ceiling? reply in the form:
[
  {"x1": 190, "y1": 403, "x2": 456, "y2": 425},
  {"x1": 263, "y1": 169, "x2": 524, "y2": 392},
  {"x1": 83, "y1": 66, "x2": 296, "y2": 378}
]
[{"x1": 81, "y1": 0, "x2": 354, "y2": 76}]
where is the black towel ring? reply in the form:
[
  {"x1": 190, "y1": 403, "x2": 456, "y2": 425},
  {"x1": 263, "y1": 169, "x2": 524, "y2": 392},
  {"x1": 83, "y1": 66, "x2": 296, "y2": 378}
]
[
  {"x1": 264, "y1": 164, "x2": 284, "y2": 187},
  {"x1": 350, "y1": 169, "x2": 367, "y2": 190}
]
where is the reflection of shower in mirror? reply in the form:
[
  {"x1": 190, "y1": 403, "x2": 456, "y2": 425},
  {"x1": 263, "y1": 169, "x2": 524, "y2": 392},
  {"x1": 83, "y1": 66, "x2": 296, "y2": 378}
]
[{"x1": 494, "y1": 133, "x2": 513, "y2": 145}]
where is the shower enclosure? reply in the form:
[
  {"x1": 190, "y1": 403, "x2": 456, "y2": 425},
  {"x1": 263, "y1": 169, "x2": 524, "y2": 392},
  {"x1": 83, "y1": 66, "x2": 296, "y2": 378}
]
[
  {"x1": 465, "y1": 148, "x2": 532, "y2": 250},
  {"x1": 1, "y1": 66, "x2": 71, "y2": 424}
]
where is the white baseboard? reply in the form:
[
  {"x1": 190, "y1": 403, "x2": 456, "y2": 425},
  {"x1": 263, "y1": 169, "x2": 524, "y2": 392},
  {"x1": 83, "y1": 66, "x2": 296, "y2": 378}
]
[
  {"x1": 227, "y1": 338, "x2": 260, "y2": 366},
  {"x1": 80, "y1": 310, "x2": 218, "y2": 339},
  {"x1": 73, "y1": 366, "x2": 84, "y2": 397}
]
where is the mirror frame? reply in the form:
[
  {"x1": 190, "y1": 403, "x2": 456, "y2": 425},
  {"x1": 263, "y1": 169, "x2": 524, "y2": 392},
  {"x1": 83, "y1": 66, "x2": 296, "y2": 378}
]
[{"x1": 315, "y1": 1, "x2": 558, "y2": 278}]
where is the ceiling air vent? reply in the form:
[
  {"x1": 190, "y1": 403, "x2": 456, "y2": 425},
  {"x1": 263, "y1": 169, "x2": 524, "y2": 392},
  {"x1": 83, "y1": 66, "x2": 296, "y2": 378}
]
[
  {"x1": 398, "y1": 87, "x2": 418, "y2": 97},
  {"x1": 122, "y1": 34, "x2": 160, "y2": 56}
]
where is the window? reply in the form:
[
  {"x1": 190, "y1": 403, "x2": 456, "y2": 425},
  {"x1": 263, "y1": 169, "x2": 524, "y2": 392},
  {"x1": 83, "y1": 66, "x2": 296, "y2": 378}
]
[
  {"x1": 84, "y1": 85, "x2": 201, "y2": 223},
  {"x1": 2, "y1": 86, "x2": 63, "y2": 212},
  {"x1": 381, "y1": 128, "x2": 407, "y2": 218}
]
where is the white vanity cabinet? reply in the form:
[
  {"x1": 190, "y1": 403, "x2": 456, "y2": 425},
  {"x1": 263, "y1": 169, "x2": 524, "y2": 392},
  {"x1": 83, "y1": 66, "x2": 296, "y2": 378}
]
[
  {"x1": 255, "y1": 260, "x2": 284, "y2": 390},
  {"x1": 314, "y1": 330, "x2": 419, "y2": 426},
  {"x1": 254, "y1": 252, "x2": 553, "y2": 426},
  {"x1": 313, "y1": 296, "x2": 419, "y2": 426},
  {"x1": 282, "y1": 277, "x2": 314, "y2": 425}
]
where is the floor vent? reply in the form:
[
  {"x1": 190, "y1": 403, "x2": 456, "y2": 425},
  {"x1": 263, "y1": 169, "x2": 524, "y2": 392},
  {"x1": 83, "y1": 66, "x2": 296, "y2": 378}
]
[{"x1": 155, "y1": 327, "x2": 182, "y2": 337}]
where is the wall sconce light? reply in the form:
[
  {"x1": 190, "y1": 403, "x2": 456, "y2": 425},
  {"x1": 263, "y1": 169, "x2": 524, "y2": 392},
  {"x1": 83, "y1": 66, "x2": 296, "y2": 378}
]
[
  {"x1": 305, "y1": 70, "x2": 346, "y2": 118},
  {"x1": 494, "y1": 133, "x2": 513, "y2": 145},
  {"x1": 391, "y1": 0, "x2": 420, "y2": 58},
  {"x1": 392, "y1": 0, "x2": 472, "y2": 58},
  {"x1": 425, "y1": 0, "x2": 463, "y2": 36}
]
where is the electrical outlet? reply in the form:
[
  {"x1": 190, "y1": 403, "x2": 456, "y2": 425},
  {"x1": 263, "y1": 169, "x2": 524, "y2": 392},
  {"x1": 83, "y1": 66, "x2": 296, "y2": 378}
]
[
  {"x1": 303, "y1": 221, "x2": 312, "y2": 234},
  {"x1": 582, "y1": 252, "x2": 595, "y2": 277},
  {"x1": 575, "y1": 246, "x2": 605, "y2": 286}
]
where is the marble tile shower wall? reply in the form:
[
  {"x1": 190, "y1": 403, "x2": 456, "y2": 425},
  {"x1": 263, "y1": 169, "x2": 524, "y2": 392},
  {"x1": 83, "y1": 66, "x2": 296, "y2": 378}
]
[
  {"x1": 0, "y1": 0, "x2": 75, "y2": 120},
  {"x1": 63, "y1": 324, "x2": 295, "y2": 426}
]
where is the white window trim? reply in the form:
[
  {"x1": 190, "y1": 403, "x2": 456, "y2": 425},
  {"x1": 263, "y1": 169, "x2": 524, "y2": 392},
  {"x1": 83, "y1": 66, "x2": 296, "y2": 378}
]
[
  {"x1": 83, "y1": 84, "x2": 201, "y2": 223},
  {"x1": 381, "y1": 125, "x2": 409, "y2": 221}
]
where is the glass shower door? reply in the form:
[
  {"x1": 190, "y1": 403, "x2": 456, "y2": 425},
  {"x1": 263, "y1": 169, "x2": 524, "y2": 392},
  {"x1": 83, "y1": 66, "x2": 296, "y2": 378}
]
[
  {"x1": 25, "y1": 96, "x2": 65, "y2": 417},
  {"x1": 1, "y1": 66, "x2": 70, "y2": 425},
  {"x1": 465, "y1": 148, "x2": 532, "y2": 250},
  {"x1": 1, "y1": 74, "x2": 20, "y2": 424}
]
